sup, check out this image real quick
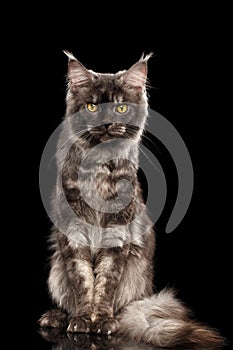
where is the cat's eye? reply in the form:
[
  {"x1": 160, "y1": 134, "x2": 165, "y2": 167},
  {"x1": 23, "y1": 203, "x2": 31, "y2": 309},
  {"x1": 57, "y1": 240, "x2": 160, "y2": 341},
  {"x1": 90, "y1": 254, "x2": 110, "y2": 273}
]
[
  {"x1": 86, "y1": 103, "x2": 98, "y2": 113},
  {"x1": 116, "y1": 104, "x2": 128, "y2": 114}
]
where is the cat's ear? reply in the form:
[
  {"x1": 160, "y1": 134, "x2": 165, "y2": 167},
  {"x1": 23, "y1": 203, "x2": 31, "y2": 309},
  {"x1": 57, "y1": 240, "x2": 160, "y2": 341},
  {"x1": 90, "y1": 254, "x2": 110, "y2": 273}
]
[
  {"x1": 122, "y1": 53, "x2": 153, "y2": 91},
  {"x1": 63, "y1": 51, "x2": 93, "y2": 93}
]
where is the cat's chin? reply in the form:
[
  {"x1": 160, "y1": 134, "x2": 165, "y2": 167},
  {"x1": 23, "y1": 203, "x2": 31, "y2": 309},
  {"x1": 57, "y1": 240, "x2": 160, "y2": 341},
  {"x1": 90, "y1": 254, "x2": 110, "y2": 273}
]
[{"x1": 99, "y1": 134, "x2": 122, "y2": 142}]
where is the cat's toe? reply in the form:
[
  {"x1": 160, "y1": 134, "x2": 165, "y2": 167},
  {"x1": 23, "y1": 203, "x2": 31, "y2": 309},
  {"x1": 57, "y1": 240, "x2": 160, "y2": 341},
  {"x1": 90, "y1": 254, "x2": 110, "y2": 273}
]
[
  {"x1": 67, "y1": 317, "x2": 91, "y2": 333},
  {"x1": 38, "y1": 309, "x2": 68, "y2": 328},
  {"x1": 92, "y1": 317, "x2": 119, "y2": 335}
]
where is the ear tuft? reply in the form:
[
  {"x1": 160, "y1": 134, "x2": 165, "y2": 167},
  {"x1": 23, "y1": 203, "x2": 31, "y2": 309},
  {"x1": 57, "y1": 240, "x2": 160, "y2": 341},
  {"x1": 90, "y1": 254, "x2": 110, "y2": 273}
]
[
  {"x1": 63, "y1": 50, "x2": 77, "y2": 61},
  {"x1": 139, "y1": 52, "x2": 154, "y2": 63}
]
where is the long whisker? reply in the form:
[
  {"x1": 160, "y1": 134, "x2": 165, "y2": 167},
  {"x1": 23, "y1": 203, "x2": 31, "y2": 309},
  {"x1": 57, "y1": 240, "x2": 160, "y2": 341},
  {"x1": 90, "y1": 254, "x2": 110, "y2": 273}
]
[
  {"x1": 138, "y1": 145, "x2": 161, "y2": 174},
  {"x1": 48, "y1": 128, "x2": 90, "y2": 167},
  {"x1": 80, "y1": 131, "x2": 95, "y2": 147},
  {"x1": 141, "y1": 133, "x2": 160, "y2": 153},
  {"x1": 122, "y1": 124, "x2": 140, "y2": 138}
]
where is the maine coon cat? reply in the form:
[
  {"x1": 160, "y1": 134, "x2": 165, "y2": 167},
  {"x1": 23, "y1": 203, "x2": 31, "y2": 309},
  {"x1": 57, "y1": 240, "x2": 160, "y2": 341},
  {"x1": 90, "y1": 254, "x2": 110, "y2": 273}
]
[{"x1": 39, "y1": 51, "x2": 224, "y2": 348}]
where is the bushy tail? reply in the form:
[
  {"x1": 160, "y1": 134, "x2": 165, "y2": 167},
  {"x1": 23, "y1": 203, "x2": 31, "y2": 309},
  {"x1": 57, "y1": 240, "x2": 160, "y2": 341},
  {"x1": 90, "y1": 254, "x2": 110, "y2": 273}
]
[{"x1": 118, "y1": 289, "x2": 225, "y2": 348}]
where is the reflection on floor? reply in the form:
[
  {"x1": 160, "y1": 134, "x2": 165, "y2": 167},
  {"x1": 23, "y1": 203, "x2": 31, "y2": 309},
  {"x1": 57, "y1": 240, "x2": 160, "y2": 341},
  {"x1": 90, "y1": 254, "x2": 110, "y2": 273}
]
[{"x1": 39, "y1": 327, "x2": 227, "y2": 350}]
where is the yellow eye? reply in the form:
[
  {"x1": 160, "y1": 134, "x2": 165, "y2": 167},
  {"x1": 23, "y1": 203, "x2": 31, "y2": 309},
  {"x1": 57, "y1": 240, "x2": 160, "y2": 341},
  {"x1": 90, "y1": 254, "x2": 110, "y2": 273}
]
[
  {"x1": 86, "y1": 103, "x2": 98, "y2": 113},
  {"x1": 116, "y1": 104, "x2": 128, "y2": 114}
]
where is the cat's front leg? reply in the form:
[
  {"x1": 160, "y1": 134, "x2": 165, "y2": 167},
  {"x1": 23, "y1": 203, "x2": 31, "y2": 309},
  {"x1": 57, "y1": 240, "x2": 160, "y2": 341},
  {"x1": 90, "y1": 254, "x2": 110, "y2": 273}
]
[
  {"x1": 91, "y1": 245, "x2": 129, "y2": 334},
  {"x1": 64, "y1": 243, "x2": 94, "y2": 333},
  {"x1": 47, "y1": 233, "x2": 94, "y2": 333}
]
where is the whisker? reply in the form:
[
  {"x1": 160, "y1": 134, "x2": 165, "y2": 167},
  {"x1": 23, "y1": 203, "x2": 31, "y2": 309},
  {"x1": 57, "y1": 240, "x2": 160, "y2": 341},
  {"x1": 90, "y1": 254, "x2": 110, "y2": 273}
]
[
  {"x1": 125, "y1": 125, "x2": 141, "y2": 138},
  {"x1": 142, "y1": 133, "x2": 160, "y2": 153},
  {"x1": 139, "y1": 145, "x2": 161, "y2": 174},
  {"x1": 48, "y1": 128, "x2": 89, "y2": 167},
  {"x1": 81, "y1": 131, "x2": 95, "y2": 146}
]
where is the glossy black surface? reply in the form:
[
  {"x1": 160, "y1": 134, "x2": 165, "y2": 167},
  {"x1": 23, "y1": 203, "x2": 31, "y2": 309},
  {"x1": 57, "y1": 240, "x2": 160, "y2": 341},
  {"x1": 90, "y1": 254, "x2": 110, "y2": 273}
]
[{"x1": 34, "y1": 327, "x2": 230, "y2": 350}]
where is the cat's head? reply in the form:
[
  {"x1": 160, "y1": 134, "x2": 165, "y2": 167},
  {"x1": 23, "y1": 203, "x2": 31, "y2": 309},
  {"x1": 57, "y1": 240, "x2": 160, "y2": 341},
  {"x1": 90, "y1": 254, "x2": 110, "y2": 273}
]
[{"x1": 64, "y1": 51, "x2": 152, "y2": 148}]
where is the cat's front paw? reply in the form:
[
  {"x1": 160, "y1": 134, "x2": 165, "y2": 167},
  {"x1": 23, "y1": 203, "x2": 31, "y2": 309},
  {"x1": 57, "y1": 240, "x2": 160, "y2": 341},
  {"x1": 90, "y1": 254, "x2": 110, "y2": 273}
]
[
  {"x1": 38, "y1": 309, "x2": 68, "y2": 328},
  {"x1": 91, "y1": 317, "x2": 119, "y2": 335},
  {"x1": 67, "y1": 317, "x2": 91, "y2": 333}
]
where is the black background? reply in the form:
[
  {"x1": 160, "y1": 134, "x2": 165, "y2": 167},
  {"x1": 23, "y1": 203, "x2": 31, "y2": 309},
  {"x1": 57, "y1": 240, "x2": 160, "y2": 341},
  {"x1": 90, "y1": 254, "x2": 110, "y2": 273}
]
[{"x1": 31, "y1": 39, "x2": 231, "y2": 349}]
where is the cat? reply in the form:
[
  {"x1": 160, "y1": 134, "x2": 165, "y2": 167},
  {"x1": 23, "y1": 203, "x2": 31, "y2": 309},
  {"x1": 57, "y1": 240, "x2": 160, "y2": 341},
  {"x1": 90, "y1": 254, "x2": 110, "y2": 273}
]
[{"x1": 39, "y1": 51, "x2": 224, "y2": 348}]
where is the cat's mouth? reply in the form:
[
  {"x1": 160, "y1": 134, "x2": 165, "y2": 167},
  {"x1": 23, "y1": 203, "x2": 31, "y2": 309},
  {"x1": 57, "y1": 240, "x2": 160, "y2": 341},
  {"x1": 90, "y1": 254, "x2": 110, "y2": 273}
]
[
  {"x1": 79, "y1": 123, "x2": 140, "y2": 147},
  {"x1": 89, "y1": 123, "x2": 139, "y2": 142},
  {"x1": 90, "y1": 123, "x2": 127, "y2": 141}
]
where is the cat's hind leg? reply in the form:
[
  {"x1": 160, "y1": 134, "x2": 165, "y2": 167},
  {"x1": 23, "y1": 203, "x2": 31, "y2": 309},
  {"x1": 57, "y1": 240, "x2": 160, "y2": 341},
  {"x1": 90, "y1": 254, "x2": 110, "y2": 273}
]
[{"x1": 38, "y1": 309, "x2": 68, "y2": 328}]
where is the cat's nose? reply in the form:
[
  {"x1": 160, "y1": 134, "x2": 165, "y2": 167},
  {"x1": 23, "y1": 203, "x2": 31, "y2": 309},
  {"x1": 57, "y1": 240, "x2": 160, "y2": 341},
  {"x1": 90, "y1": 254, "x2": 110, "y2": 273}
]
[{"x1": 103, "y1": 123, "x2": 112, "y2": 130}]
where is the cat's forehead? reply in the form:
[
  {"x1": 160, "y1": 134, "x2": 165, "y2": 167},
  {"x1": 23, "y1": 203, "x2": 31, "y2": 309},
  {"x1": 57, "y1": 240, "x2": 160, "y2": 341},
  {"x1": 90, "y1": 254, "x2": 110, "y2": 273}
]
[
  {"x1": 94, "y1": 72, "x2": 121, "y2": 85},
  {"x1": 91, "y1": 72, "x2": 125, "y2": 103},
  {"x1": 92, "y1": 92, "x2": 124, "y2": 104}
]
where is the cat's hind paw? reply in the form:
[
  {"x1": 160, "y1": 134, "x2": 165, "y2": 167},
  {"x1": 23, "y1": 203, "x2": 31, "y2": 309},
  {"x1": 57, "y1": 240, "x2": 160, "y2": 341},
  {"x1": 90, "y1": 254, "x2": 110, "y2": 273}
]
[
  {"x1": 91, "y1": 317, "x2": 119, "y2": 335},
  {"x1": 67, "y1": 317, "x2": 91, "y2": 333},
  {"x1": 38, "y1": 309, "x2": 68, "y2": 328}
]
